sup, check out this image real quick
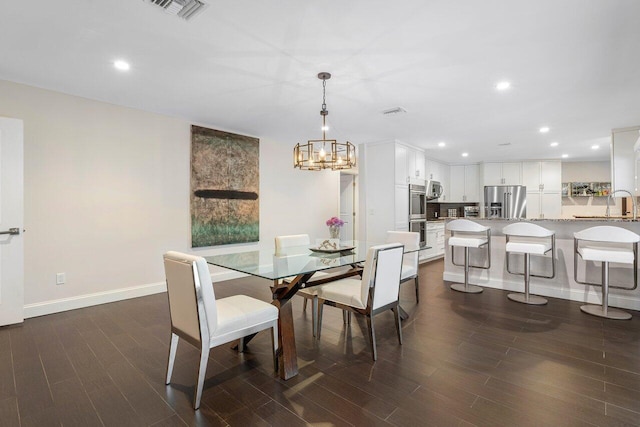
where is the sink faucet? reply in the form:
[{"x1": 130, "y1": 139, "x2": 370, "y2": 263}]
[{"x1": 606, "y1": 190, "x2": 638, "y2": 220}]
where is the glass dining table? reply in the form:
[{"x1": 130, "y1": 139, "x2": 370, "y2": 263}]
[{"x1": 205, "y1": 240, "x2": 425, "y2": 380}]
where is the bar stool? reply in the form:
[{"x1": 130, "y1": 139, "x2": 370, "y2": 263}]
[
  {"x1": 447, "y1": 219, "x2": 491, "y2": 293},
  {"x1": 503, "y1": 222, "x2": 556, "y2": 305},
  {"x1": 574, "y1": 226, "x2": 639, "y2": 320}
]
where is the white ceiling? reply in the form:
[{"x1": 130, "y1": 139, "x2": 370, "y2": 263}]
[{"x1": 2, "y1": 0, "x2": 639, "y2": 163}]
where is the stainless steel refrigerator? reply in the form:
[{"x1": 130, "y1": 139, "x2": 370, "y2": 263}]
[{"x1": 484, "y1": 185, "x2": 527, "y2": 218}]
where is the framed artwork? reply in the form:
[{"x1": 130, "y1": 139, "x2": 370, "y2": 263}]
[{"x1": 190, "y1": 125, "x2": 259, "y2": 247}]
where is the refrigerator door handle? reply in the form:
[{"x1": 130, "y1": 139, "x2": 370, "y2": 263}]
[
  {"x1": 503, "y1": 193, "x2": 508, "y2": 218},
  {"x1": 505, "y1": 192, "x2": 511, "y2": 218}
]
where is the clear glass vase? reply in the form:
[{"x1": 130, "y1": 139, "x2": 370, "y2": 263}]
[{"x1": 329, "y1": 225, "x2": 341, "y2": 239}]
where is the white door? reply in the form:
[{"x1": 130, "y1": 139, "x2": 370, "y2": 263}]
[
  {"x1": 540, "y1": 161, "x2": 562, "y2": 192},
  {"x1": 540, "y1": 192, "x2": 562, "y2": 219},
  {"x1": 0, "y1": 118, "x2": 24, "y2": 326},
  {"x1": 483, "y1": 163, "x2": 503, "y2": 186},
  {"x1": 339, "y1": 173, "x2": 356, "y2": 241},
  {"x1": 526, "y1": 192, "x2": 541, "y2": 219},
  {"x1": 522, "y1": 162, "x2": 541, "y2": 191}
]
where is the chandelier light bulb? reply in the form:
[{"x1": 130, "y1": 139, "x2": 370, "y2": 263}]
[
  {"x1": 319, "y1": 147, "x2": 326, "y2": 160},
  {"x1": 322, "y1": 125, "x2": 329, "y2": 131}
]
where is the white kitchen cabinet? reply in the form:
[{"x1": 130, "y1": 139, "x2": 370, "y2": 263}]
[
  {"x1": 522, "y1": 160, "x2": 562, "y2": 218},
  {"x1": 483, "y1": 162, "x2": 522, "y2": 186},
  {"x1": 422, "y1": 222, "x2": 445, "y2": 261},
  {"x1": 526, "y1": 192, "x2": 561, "y2": 219},
  {"x1": 449, "y1": 164, "x2": 480, "y2": 202},
  {"x1": 396, "y1": 144, "x2": 426, "y2": 184},
  {"x1": 394, "y1": 184, "x2": 409, "y2": 230},
  {"x1": 364, "y1": 141, "x2": 426, "y2": 243},
  {"x1": 415, "y1": 150, "x2": 426, "y2": 181},
  {"x1": 395, "y1": 145, "x2": 408, "y2": 185},
  {"x1": 522, "y1": 161, "x2": 561, "y2": 192}
]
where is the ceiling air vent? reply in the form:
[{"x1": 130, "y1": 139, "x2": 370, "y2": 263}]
[
  {"x1": 382, "y1": 107, "x2": 408, "y2": 116},
  {"x1": 144, "y1": 0, "x2": 208, "y2": 20}
]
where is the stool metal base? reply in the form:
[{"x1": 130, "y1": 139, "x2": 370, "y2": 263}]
[
  {"x1": 507, "y1": 293, "x2": 547, "y2": 305},
  {"x1": 450, "y1": 283, "x2": 483, "y2": 294},
  {"x1": 580, "y1": 304, "x2": 632, "y2": 320}
]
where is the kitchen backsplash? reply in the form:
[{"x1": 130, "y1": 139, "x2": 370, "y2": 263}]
[{"x1": 427, "y1": 202, "x2": 479, "y2": 219}]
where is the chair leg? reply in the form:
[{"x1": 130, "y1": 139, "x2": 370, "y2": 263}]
[
  {"x1": 166, "y1": 333, "x2": 179, "y2": 385},
  {"x1": 271, "y1": 324, "x2": 279, "y2": 373},
  {"x1": 302, "y1": 297, "x2": 308, "y2": 312},
  {"x1": 414, "y1": 275, "x2": 420, "y2": 303},
  {"x1": 366, "y1": 314, "x2": 377, "y2": 361},
  {"x1": 392, "y1": 306, "x2": 403, "y2": 345},
  {"x1": 316, "y1": 299, "x2": 324, "y2": 340},
  {"x1": 342, "y1": 310, "x2": 351, "y2": 325},
  {"x1": 311, "y1": 297, "x2": 318, "y2": 337},
  {"x1": 580, "y1": 261, "x2": 632, "y2": 320},
  {"x1": 193, "y1": 347, "x2": 209, "y2": 410}
]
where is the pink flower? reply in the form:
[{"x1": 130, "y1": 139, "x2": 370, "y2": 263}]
[{"x1": 326, "y1": 216, "x2": 344, "y2": 227}]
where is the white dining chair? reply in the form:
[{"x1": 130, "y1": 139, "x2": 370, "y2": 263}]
[
  {"x1": 163, "y1": 251, "x2": 279, "y2": 410},
  {"x1": 316, "y1": 243, "x2": 404, "y2": 361},
  {"x1": 387, "y1": 231, "x2": 420, "y2": 302}
]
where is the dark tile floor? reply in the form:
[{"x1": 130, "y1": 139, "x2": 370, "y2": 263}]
[{"x1": 2, "y1": 259, "x2": 640, "y2": 426}]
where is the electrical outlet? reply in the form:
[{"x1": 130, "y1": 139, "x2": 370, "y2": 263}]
[{"x1": 56, "y1": 273, "x2": 65, "y2": 285}]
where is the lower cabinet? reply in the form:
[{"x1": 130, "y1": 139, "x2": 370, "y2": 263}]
[
  {"x1": 422, "y1": 222, "x2": 445, "y2": 261},
  {"x1": 526, "y1": 192, "x2": 561, "y2": 219}
]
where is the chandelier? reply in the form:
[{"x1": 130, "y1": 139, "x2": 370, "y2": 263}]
[{"x1": 293, "y1": 72, "x2": 356, "y2": 171}]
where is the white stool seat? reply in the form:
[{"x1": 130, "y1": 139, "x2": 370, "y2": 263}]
[
  {"x1": 578, "y1": 245, "x2": 635, "y2": 264},
  {"x1": 506, "y1": 237, "x2": 552, "y2": 255},
  {"x1": 449, "y1": 235, "x2": 488, "y2": 248},
  {"x1": 400, "y1": 264, "x2": 417, "y2": 281}
]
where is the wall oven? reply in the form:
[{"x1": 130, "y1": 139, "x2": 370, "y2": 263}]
[
  {"x1": 409, "y1": 184, "x2": 427, "y2": 220},
  {"x1": 409, "y1": 220, "x2": 427, "y2": 247}
]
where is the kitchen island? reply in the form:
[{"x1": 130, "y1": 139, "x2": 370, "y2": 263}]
[{"x1": 443, "y1": 218, "x2": 640, "y2": 311}]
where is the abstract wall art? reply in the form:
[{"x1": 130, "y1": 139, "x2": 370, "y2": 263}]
[{"x1": 190, "y1": 125, "x2": 259, "y2": 247}]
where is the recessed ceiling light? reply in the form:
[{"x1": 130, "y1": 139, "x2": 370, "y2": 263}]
[
  {"x1": 550, "y1": 142, "x2": 559, "y2": 147},
  {"x1": 591, "y1": 145, "x2": 599, "y2": 150},
  {"x1": 113, "y1": 60, "x2": 130, "y2": 71},
  {"x1": 438, "y1": 141, "x2": 446, "y2": 147},
  {"x1": 539, "y1": 127, "x2": 550, "y2": 133},
  {"x1": 561, "y1": 154, "x2": 569, "y2": 158},
  {"x1": 461, "y1": 152, "x2": 469, "y2": 157},
  {"x1": 495, "y1": 81, "x2": 511, "y2": 91}
]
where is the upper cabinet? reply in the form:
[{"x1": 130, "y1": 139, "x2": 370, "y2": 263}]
[
  {"x1": 522, "y1": 161, "x2": 561, "y2": 192},
  {"x1": 394, "y1": 145, "x2": 408, "y2": 185},
  {"x1": 449, "y1": 164, "x2": 480, "y2": 202},
  {"x1": 395, "y1": 144, "x2": 426, "y2": 185},
  {"x1": 482, "y1": 162, "x2": 522, "y2": 186},
  {"x1": 612, "y1": 126, "x2": 640, "y2": 193}
]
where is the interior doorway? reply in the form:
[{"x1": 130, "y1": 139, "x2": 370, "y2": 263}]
[
  {"x1": 0, "y1": 117, "x2": 25, "y2": 326},
  {"x1": 339, "y1": 172, "x2": 357, "y2": 241}
]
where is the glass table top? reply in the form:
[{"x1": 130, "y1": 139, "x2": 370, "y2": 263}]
[{"x1": 204, "y1": 240, "x2": 427, "y2": 281}]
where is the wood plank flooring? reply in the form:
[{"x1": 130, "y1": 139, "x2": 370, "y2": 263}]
[{"x1": 2, "y1": 259, "x2": 640, "y2": 426}]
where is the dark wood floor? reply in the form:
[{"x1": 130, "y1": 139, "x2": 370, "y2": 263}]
[{"x1": 2, "y1": 259, "x2": 640, "y2": 426}]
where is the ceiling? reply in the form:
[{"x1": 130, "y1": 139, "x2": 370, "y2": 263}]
[{"x1": 2, "y1": 0, "x2": 639, "y2": 164}]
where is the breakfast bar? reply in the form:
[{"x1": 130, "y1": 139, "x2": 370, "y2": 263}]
[{"x1": 443, "y1": 218, "x2": 640, "y2": 311}]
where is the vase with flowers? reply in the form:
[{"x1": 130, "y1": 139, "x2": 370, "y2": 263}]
[{"x1": 326, "y1": 216, "x2": 344, "y2": 239}]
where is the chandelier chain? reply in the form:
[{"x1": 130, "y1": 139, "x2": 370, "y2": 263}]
[{"x1": 321, "y1": 79, "x2": 327, "y2": 112}]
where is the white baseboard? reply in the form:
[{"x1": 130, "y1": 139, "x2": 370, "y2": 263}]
[
  {"x1": 443, "y1": 271, "x2": 640, "y2": 311},
  {"x1": 23, "y1": 270, "x2": 247, "y2": 319}
]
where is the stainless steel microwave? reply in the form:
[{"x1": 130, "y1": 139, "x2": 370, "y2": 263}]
[{"x1": 426, "y1": 180, "x2": 443, "y2": 200}]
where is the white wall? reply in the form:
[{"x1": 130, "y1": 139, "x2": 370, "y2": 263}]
[
  {"x1": 0, "y1": 79, "x2": 339, "y2": 316},
  {"x1": 561, "y1": 160, "x2": 617, "y2": 218}
]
